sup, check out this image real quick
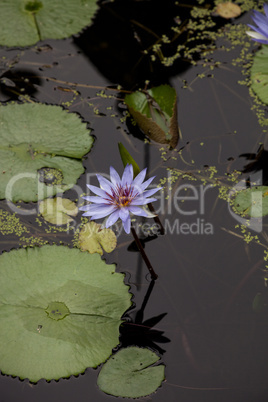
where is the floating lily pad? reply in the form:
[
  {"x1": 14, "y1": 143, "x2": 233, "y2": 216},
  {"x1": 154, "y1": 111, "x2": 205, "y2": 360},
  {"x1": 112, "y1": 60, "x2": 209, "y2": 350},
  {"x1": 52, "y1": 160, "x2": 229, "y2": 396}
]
[
  {"x1": 78, "y1": 222, "x2": 117, "y2": 255},
  {"x1": 97, "y1": 347, "x2": 165, "y2": 398},
  {"x1": 125, "y1": 85, "x2": 179, "y2": 148},
  {"x1": 0, "y1": 103, "x2": 93, "y2": 202},
  {"x1": 215, "y1": 2, "x2": 241, "y2": 19},
  {"x1": 233, "y1": 186, "x2": 268, "y2": 217},
  {"x1": 39, "y1": 197, "x2": 78, "y2": 225},
  {"x1": 251, "y1": 46, "x2": 268, "y2": 105},
  {"x1": 0, "y1": 0, "x2": 99, "y2": 47},
  {"x1": 0, "y1": 245, "x2": 131, "y2": 382}
]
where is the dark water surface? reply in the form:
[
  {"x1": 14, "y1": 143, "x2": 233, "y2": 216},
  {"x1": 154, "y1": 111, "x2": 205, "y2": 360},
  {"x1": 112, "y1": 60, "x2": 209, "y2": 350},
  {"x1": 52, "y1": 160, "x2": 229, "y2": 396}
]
[{"x1": 1, "y1": 2, "x2": 268, "y2": 401}]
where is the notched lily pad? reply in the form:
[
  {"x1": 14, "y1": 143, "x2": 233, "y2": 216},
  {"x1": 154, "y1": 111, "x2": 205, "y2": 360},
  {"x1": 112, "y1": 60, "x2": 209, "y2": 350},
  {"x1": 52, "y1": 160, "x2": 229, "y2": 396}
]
[
  {"x1": 78, "y1": 222, "x2": 117, "y2": 255},
  {"x1": 39, "y1": 197, "x2": 78, "y2": 225},
  {"x1": 0, "y1": 103, "x2": 93, "y2": 202},
  {"x1": 0, "y1": 245, "x2": 132, "y2": 382},
  {"x1": 97, "y1": 346, "x2": 165, "y2": 398},
  {"x1": 125, "y1": 85, "x2": 179, "y2": 148},
  {"x1": 251, "y1": 46, "x2": 268, "y2": 105},
  {"x1": 233, "y1": 186, "x2": 268, "y2": 217},
  {"x1": 0, "y1": 0, "x2": 99, "y2": 47}
]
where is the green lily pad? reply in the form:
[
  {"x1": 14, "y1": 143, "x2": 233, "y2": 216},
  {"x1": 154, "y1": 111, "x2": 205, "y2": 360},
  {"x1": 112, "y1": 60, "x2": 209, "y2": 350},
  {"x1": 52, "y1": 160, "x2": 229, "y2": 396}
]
[
  {"x1": 0, "y1": 245, "x2": 131, "y2": 382},
  {"x1": 125, "y1": 85, "x2": 179, "y2": 148},
  {"x1": 78, "y1": 222, "x2": 117, "y2": 255},
  {"x1": 233, "y1": 186, "x2": 268, "y2": 217},
  {"x1": 0, "y1": 0, "x2": 99, "y2": 47},
  {"x1": 97, "y1": 347, "x2": 165, "y2": 398},
  {"x1": 251, "y1": 46, "x2": 268, "y2": 105},
  {"x1": 39, "y1": 197, "x2": 78, "y2": 225},
  {"x1": 0, "y1": 103, "x2": 93, "y2": 202}
]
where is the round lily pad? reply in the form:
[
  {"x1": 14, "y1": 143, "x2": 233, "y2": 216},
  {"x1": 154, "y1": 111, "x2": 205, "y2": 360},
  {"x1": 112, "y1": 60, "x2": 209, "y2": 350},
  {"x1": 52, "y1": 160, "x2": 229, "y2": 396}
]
[
  {"x1": 0, "y1": 245, "x2": 132, "y2": 382},
  {"x1": 39, "y1": 197, "x2": 78, "y2": 225},
  {"x1": 251, "y1": 46, "x2": 268, "y2": 105},
  {"x1": 97, "y1": 347, "x2": 165, "y2": 398},
  {"x1": 233, "y1": 186, "x2": 268, "y2": 217},
  {"x1": 0, "y1": 103, "x2": 93, "y2": 202},
  {"x1": 78, "y1": 222, "x2": 117, "y2": 255},
  {"x1": 215, "y1": 2, "x2": 241, "y2": 19},
  {"x1": 0, "y1": 0, "x2": 99, "y2": 47}
]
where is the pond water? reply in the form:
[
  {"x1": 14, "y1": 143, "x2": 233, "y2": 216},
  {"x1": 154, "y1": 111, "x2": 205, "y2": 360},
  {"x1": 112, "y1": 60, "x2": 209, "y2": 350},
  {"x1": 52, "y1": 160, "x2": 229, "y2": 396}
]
[{"x1": 1, "y1": 1, "x2": 268, "y2": 401}]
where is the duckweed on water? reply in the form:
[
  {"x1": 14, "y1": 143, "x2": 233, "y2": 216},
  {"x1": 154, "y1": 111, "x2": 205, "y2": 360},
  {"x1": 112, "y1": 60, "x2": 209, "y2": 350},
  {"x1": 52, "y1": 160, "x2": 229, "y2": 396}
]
[
  {"x1": 0, "y1": 209, "x2": 48, "y2": 248},
  {"x1": 0, "y1": 209, "x2": 29, "y2": 236}
]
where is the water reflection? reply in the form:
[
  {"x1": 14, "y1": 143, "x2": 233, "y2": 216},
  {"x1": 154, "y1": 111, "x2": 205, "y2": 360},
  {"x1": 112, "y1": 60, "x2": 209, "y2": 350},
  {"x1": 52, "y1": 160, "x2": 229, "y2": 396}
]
[{"x1": 121, "y1": 279, "x2": 170, "y2": 354}]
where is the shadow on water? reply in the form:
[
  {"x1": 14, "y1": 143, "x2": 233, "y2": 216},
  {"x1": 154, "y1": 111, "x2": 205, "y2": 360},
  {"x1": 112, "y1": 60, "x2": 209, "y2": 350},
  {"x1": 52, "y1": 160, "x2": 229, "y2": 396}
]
[
  {"x1": 0, "y1": 69, "x2": 42, "y2": 101},
  {"x1": 240, "y1": 145, "x2": 268, "y2": 185},
  {"x1": 120, "y1": 279, "x2": 170, "y2": 354},
  {"x1": 74, "y1": 0, "x2": 229, "y2": 89}
]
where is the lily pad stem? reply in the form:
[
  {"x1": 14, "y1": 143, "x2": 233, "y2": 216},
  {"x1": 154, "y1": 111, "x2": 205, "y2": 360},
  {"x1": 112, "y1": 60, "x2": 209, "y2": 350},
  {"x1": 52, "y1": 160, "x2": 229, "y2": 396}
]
[{"x1": 131, "y1": 227, "x2": 158, "y2": 280}]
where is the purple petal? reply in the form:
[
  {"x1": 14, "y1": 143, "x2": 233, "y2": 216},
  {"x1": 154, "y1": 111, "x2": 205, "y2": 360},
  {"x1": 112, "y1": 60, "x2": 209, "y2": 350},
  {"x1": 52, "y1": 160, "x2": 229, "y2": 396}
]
[
  {"x1": 247, "y1": 23, "x2": 262, "y2": 32},
  {"x1": 247, "y1": 28, "x2": 268, "y2": 43},
  {"x1": 249, "y1": 12, "x2": 268, "y2": 38},
  {"x1": 96, "y1": 174, "x2": 114, "y2": 195},
  {"x1": 123, "y1": 216, "x2": 131, "y2": 234},
  {"x1": 110, "y1": 166, "x2": 121, "y2": 186},
  {"x1": 87, "y1": 184, "x2": 108, "y2": 198},
  {"x1": 142, "y1": 187, "x2": 162, "y2": 198},
  {"x1": 119, "y1": 207, "x2": 130, "y2": 222},
  {"x1": 128, "y1": 206, "x2": 149, "y2": 217},
  {"x1": 93, "y1": 208, "x2": 117, "y2": 216},
  {"x1": 249, "y1": 22, "x2": 268, "y2": 39},
  {"x1": 105, "y1": 210, "x2": 120, "y2": 227},
  {"x1": 79, "y1": 204, "x2": 109, "y2": 212},
  {"x1": 121, "y1": 164, "x2": 133, "y2": 186},
  {"x1": 140, "y1": 176, "x2": 156, "y2": 191},
  {"x1": 264, "y1": 4, "x2": 268, "y2": 17},
  {"x1": 82, "y1": 196, "x2": 110, "y2": 204},
  {"x1": 79, "y1": 205, "x2": 93, "y2": 211},
  {"x1": 252, "y1": 38, "x2": 268, "y2": 44},
  {"x1": 251, "y1": 11, "x2": 268, "y2": 27},
  {"x1": 81, "y1": 204, "x2": 116, "y2": 215},
  {"x1": 133, "y1": 168, "x2": 147, "y2": 186},
  {"x1": 89, "y1": 207, "x2": 116, "y2": 220},
  {"x1": 130, "y1": 197, "x2": 157, "y2": 205},
  {"x1": 81, "y1": 211, "x2": 94, "y2": 217}
]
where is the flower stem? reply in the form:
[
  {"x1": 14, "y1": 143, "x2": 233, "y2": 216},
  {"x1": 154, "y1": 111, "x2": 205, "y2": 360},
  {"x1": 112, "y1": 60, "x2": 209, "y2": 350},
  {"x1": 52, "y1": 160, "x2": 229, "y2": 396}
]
[
  {"x1": 130, "y1": 227, "x2": 158, "y2": 280},
  {"x1": 148, "y1": 203, "x2": 165, "y2": 235}
]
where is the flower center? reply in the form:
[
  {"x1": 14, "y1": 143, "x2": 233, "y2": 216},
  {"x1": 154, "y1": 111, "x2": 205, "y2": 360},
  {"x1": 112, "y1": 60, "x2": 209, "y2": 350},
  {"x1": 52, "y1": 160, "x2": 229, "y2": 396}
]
[
  {"x1": 118, "y1": 195, "x2": 131, "y2": 207},
  {"x1": 106, "y1": 184, "x2": 138, "y2": 207}
]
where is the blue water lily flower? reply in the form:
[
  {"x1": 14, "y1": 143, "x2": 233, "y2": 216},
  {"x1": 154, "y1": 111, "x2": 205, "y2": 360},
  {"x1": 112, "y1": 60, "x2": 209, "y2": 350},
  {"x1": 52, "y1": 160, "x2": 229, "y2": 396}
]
[
  {"x1": 80, "y1": 164, "x2": 161, "y2": 234},
  {"x1": 246, "y1": 4, "x2": 268, "y2": 44}
]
